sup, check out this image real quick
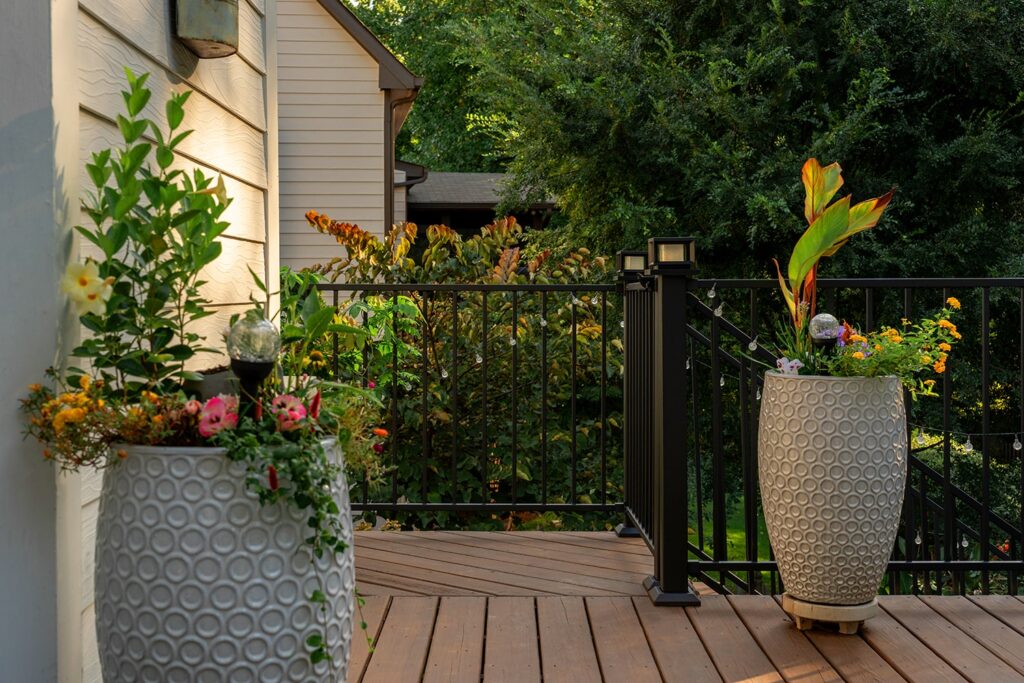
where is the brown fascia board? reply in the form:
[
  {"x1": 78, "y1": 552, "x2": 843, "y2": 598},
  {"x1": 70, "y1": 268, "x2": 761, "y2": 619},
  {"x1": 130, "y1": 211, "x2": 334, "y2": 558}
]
[{"x1": 315, "y1": 0, "x2": 423, "y2": 91}]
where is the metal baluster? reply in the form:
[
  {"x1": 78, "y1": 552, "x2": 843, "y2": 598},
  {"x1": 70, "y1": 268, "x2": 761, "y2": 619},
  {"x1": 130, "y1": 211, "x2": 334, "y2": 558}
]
[
  {"x1": 541, "y1": 291, "x2": 548, "y2": 506},
  {"x1": 451, "y1": 292, "x2": 459, "y2": 504},
  {"x1": 942, "y1": 287, "x2": 956, "y2": 592},
  {"x1": 391, "y1": 292, "x2": 399, "y2": 509},
  {"x1": 482, "y1": 292, "x2": 490, "y2": 504},
  {"x1": 421, "y1": 294, "x2": 430, "y2": 503},
  {"x1": 511, "y1": 291, "x2": 519, "y2": 505},
  {"x1": 981, "y1": 287, "x2": 991, "y2": 593},
  {"x1": 601, "y1": 291, "x2": 608, "y2": 507},
  {"x1": 571, "y1": 292, "x2": 578, "y2": 505}
]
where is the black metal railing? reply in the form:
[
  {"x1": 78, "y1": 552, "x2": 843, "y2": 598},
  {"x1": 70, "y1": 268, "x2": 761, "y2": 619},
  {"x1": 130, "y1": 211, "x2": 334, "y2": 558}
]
[
  {"x1": 622, "y1": 255, "x2": 1024, "y2": 600},
  {"x1": 318, "y1": 282, "x2": 624, "y2": 523}
]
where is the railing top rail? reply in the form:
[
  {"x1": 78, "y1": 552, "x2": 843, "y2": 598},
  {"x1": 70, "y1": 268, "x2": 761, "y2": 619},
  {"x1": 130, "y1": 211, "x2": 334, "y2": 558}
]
[
  {"x1": 690, "y1": 277, "x2": 1024, "y2": 289},
  {"x1": 315, "y1": 282, "x2": 618, "y2": 293}
]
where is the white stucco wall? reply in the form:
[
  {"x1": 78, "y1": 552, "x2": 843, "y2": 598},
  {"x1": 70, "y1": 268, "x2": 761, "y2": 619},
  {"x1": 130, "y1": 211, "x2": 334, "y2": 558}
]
[{"x1": 0, "y1": 1, "x2": 62, "y2": 680}]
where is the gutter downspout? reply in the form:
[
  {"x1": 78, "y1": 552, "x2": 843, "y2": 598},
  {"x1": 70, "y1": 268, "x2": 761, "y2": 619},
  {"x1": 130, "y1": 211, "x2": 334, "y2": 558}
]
[{"x1": 385, "y1": 88, "x2": 420, "y2": 230}]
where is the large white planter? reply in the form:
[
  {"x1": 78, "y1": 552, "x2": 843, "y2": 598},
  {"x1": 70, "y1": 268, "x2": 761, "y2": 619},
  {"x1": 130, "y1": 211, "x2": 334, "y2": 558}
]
[
  {"x1": 758, "y1": 373, "x2": 907, "y2": 606},
  {"x1": 94, "y1": 441, "x2": 354, "y2": 682}
]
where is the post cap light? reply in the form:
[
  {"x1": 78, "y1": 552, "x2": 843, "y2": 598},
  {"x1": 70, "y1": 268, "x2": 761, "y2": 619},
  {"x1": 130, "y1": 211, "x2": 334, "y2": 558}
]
[
  {"x1": 616, "y1": 250, "x2": 648, "y2": 274},
  {"x1": 648, "y1": 237, "x2": 697, "y2": 273}
]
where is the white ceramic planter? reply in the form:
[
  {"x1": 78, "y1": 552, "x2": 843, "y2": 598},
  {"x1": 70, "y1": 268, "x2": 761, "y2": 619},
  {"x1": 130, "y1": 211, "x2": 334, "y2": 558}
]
[
  {"x1": 94, "y1": 441, "x2": 354, "y2": 682},
  {"x1": 758, "y1": 373, "x2": 907, "y2": 606}
]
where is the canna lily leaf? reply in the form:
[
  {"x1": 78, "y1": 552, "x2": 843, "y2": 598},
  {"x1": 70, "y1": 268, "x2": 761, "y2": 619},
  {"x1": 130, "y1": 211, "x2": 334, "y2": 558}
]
[
  {"x1": 788, "y1": 195, "x2": 850, "y2": 291},
  {"x1": 801, "y1": 158, "x2": 844, "y2": 225},
  {"x1": 842, "y1": 189, "x2": 895, "y2": 239},
  {"x1": 774, "y1": 259, "x2": 797, "y2": 322}
]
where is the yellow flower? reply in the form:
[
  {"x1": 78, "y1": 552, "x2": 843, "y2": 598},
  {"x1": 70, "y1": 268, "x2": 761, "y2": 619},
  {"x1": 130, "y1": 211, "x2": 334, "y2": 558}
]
[
  {"x1": 924, "y1": 379, "x2": 936, "y2": 388},
  {"x1": 142, "y1": 391, "x2": 159, "y2": 403},
  {"x1": 951, "y1": 330, "x2": 962, "y2": 340},
  {"x1": 921, "y1": 355, "x2": 932, "y2": 364},
  {"x1": 52, "y1": 407, "x2": 85, "y2": 433},
  {"x1": 938, "y1": 342, "x2": 951, "y2": 352},
  {"x1": 27, "y1": 383, "x2": 42, "y2": 393},
  {"x1": 852, "y1": 351, "x2": 865, "y2": 360},
  {"x1": 946, "y1": 297, "x2": 961, "y2": 310},
  {"x1": 874, "y1": 344, "x2": 882, "y2": 352},
  {"x1": 60, "y1": 260, "x2": 113, "y2": 316},
  {"x1": 850, "y1": 334, "x2": 867, "y2": 343},
  {"x1": 78, "y1": 375, "x2": 91, "y2": 390},
  {"x1": 938, "y1": 319, "x2": 954, "y2": 330},
  {"x1": 890, "y1": 335, "x2": 902, "y2": 344}
]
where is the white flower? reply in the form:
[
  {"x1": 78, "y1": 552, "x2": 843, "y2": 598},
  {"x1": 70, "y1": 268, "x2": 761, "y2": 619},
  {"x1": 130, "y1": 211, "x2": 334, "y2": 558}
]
[
  {"x1": 775, "y1": 357, "x2": 804, "y2": 375},
  {"x1": 60, "y1": 260, "x2": 113, "y2": 316}
]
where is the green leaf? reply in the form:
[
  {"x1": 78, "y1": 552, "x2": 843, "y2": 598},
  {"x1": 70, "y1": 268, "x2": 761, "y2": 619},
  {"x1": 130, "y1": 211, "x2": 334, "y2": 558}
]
[
  {"x1": 248, "y1": 265, "x2": 267, "y2": 293},
  {"x1": 787, "y1": 195, "x2": 850, "y2": 291},
  {"x1": 167, "y1": 97, "x2": 185, "y2": 130},
  {"x1": 305, "y1": 307, "x2": 336, "y2": 340}
]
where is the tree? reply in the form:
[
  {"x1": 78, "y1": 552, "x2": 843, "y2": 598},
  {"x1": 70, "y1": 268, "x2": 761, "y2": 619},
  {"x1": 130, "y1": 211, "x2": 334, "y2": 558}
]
[
  {"x1": 348, "y1": 0, "x2": 507, "y2": 172},
  {"x1": 463, "y1": 0, "x2": 1024, "y2": 277}
]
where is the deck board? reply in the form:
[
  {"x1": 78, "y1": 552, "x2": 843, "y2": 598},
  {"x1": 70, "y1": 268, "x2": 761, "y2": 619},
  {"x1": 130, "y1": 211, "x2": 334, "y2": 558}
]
[
  {"x1": 483, "y1": 597, "x2": 541, "y2": 683},
  {"x1": 350, "y1": 531, "x2": 1022, "y2": 682},
  {"x1": 728, "y1": 595, "x2": 841, "y2": 683},
  {"x1": 422, "y1": 597, "x2": 486, "y2": 683},
  {"x1": 536, "y1": 596, "x2": 603, "y2": 683},
  {"x1": 881, "y1": 595, "x2": 1024, "y2": 682}
]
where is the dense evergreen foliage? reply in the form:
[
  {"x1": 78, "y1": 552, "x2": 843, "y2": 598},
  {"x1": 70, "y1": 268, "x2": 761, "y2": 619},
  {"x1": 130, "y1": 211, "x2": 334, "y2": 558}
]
[{"x1": 353, "y1": 0, "x2": 1024, "y2": 278}]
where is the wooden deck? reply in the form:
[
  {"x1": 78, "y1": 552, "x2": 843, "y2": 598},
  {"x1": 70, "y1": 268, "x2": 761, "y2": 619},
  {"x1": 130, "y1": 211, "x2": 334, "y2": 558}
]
[{"x1": 350, "y1": 531, "x2": 1024, "y2": 682}]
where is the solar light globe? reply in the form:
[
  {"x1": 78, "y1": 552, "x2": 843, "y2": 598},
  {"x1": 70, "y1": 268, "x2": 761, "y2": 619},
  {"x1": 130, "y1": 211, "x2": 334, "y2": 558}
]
[
  {"x1": 227, "y1": 311, "x2": 280, "y2": 363},
  {"x1": 809, "y1": 313, "x2": 840, "y2": 345}
]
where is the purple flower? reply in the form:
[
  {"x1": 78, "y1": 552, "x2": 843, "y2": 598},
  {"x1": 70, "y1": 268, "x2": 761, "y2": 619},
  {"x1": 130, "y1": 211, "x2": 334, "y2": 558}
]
[{"x1": 776, "y1": 357, "x2": 804, "y2": 375}]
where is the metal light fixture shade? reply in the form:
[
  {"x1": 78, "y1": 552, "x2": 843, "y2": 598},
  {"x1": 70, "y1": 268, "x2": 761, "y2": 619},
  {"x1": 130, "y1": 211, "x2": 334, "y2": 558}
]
[
  {"x1": 174, "y1": 0, "x2": 240, "y2": 59},
  {"x1": 648, "y1": 237, "x2": 697, "y2": 272},
  {"x1": 616, "y1": 250, "x2": 648, "y2": 273}
]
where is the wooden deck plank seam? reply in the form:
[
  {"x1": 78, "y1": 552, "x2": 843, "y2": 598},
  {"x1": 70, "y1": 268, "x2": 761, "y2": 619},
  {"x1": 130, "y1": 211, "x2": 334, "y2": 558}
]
[
  {"x1": 356, "y1": 537, "x2": 641, "y2": 596},
  {"x1": 354, "y1": 596, "x2": 393, "y2": 683},
  {"x1": 918, "y1": 595, "x2": 1024, "y2": 678}
]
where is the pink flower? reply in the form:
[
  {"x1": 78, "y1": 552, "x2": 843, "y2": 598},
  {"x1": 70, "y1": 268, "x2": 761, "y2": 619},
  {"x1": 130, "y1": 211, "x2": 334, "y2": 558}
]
[
  {"x1": 271, "y1": 394, "x2": 307, "y2": 432},
  {"x1": 184, "y1": 399, "x2": 202, "y2": 416},
  {"x1": 198, "y1": 396, "x2": 238, "y2": 437},
  {"x1": 373, "y1": 443, "x2": 384, "y2": 454},
  {"x1": 309, "y1": 390, "x2": 321, "y2": 421}
]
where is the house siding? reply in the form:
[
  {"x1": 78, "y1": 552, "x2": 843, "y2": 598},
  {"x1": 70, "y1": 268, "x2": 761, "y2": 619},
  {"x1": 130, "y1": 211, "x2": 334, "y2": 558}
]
[
  {"x1": 70, "y1": 1, "x2": 277, "y2": 680},
  {"x1": 277, "y1": 0, "x2": 387, "y2": 272}
]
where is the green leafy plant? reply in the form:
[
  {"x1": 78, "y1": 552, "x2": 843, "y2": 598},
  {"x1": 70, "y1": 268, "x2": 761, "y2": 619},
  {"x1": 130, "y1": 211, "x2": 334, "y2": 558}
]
[
  {"x1": 22, "y1": 70, "x2": 384, "y2": 670},
  {"x1": 73, "y1": 68, "x2": 230, "y2": 397},
  {"x1": 774, "y1": 158, "x2": 893, "y2": 355},
  {"x1": 298, "y1": 211, "x2": 623, "y2": 530}
]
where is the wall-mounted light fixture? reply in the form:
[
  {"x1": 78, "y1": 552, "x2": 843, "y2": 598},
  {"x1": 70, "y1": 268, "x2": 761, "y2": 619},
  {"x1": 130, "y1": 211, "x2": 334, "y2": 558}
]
[{"x1": 174, "y1": 0, "x2": 240, "y2": 59}]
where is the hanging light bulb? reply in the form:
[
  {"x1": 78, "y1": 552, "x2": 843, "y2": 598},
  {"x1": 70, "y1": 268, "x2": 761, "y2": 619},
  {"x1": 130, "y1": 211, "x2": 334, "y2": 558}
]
[
  {"x1": 509, "y1": 337, "x2": 517, "y2": 347},
  {"x1": 719, "y1": 376, "x2": 725, "y2": 387},
  {"x1": 714, "y1": 304, "x2": 724, "y2": 317},
  {"x1": 917, "y1": 432, "x2": 926, "y2": 446},
  {"x1": 756, "y1": 389, "x2": 762, "y2": 400},
  {"x1": 1014, "y1": 436, "x2": 1022, "y2": 452},
  {"x1": 475, "y1": 353, "x2": 483, "y2": 365},
  {"x1": 961, "y1": 535, "x2": 970, "y2": 549},
  {"x1": 440, "y1": 368, "x2": 449, "y2": 379},
  {"x1": 964, "y1": 436, "x2": 974, "y2": 453},
  {"x1": 540, "y1": 318, "x2": 548, "y2": 328},
  {"x1": 748, "y1": 337, "x2": 758, "y2": 352},
  {"x1": 619, "y1": 320, "x2": 625, "y2": 329},
  {"x1": 707, "y1": 284, "x2": 717, "y2": 300},
  {"x1": 915, "y1": 530, "x2": 922, "y2": 545},
  {"x1": 685, "y1": 359, "x2": 691, "y2": 370}
]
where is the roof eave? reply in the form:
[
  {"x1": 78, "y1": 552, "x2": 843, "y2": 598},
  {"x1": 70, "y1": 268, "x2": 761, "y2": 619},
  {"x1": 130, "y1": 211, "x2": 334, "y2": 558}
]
[{"x1": 315, "y1": 0, "x2": 422, "y2": 92}]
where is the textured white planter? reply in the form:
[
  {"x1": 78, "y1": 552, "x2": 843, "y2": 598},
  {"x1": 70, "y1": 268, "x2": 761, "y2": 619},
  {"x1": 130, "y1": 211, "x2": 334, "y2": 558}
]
[
  {"x1": 758, "y1": 373, "x2": 907, "y2": 606},
  {"x1": 94, "y1": 441, "x2": 354, "y2": 682}
]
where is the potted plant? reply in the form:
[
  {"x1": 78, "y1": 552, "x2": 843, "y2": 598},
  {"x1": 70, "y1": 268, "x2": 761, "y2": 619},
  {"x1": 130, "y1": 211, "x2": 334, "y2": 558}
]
[
  {"x1": 21, "y1": 70, "x2": 381, "y2": 681},
  {"x1": 760, "y1": 159, "x2": 961, "y2": 633}
]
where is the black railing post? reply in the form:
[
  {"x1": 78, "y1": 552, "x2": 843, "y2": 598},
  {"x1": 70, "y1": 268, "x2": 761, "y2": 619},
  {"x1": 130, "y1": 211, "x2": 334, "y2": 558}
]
[
  {"x1": 615, "y1": 250, "x2": 646, "y2": 538},
  {"x1": 644, "y1": 238, "x2": 700, "y2": 606}
]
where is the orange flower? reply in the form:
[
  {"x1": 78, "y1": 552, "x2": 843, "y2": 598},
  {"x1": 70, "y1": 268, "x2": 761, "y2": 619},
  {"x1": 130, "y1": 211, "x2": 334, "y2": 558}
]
[
  {"x1": 372, "y1": 428, "x2": 389, "y2": 438},
  {"x1": 933, "y1": 361, "x2": 946, "y2": 374},
  {"x1": 946, "y1": 297, "x2": 961, "y2": 310},
  {"x1": 938, "y1": 342, "x2": 951, "y2": 352},
  {"x1": 852, "y1": 351, "x2": 865, "y2": 360}
]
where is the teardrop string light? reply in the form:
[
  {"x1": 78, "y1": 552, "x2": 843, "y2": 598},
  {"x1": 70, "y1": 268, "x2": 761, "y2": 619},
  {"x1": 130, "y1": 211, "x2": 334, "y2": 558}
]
[{"x1": 908, "y1": 423, "x2": 1024, "y2": 455}]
